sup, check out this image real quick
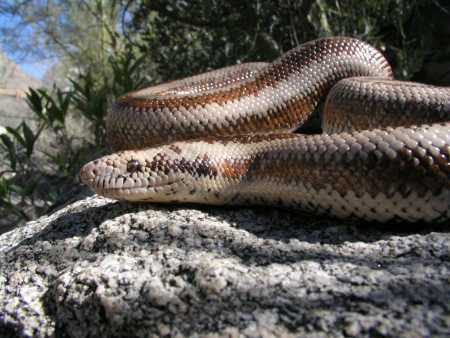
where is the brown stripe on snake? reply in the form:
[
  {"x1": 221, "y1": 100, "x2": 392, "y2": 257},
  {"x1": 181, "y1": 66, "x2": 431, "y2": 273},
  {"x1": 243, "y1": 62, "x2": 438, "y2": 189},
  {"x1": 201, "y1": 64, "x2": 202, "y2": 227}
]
[
  {"x1": 324, "y1": 78, "x2": 450, "y2": 132},
  {"x1": 81, "y1": 37, "x2": 450, "y2": 223},
  {"x1": 107, "y1": 37, "x2": 392, "y2": 150}
]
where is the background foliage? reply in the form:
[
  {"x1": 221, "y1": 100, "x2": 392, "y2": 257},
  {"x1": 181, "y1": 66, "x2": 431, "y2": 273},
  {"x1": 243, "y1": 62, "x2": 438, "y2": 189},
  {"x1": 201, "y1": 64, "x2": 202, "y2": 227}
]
[{"x1": 0, "y1": 0, "x2": 449, "y2": 231}]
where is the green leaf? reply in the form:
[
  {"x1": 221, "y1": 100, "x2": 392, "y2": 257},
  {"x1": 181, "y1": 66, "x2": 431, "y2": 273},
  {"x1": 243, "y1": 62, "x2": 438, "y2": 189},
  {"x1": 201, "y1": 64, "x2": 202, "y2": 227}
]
[
  {"x1": 0, "y1": 179, "x2": 9, "y2": 199},
  {"x1": 21, "y1": 122, "x2": 36, "y2": 158},
  {"x1": 57, "y1": 89, "x2": 72, "y2": 118},
  {"x1": 0, "y1": 134, "x2": 16, "y2": 170},
  {"x1": 25, "y1": 88, "x2": 45, "y2": 121},
  {"x1": 8, "y1": 183, "x2": 22, "y2": 193},
  {"x1": 5, "y1": 126, "x2": 25, "y2": 148},
  {"x1": 42, "y1": 92, "x2": 58, "y2": 125}
]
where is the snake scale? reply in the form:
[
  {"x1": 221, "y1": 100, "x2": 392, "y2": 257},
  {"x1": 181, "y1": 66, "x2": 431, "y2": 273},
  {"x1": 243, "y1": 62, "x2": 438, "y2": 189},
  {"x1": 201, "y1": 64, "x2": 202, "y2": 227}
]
[{"x1": 80, "y1": 37, "x2": 450, "y2": 223}]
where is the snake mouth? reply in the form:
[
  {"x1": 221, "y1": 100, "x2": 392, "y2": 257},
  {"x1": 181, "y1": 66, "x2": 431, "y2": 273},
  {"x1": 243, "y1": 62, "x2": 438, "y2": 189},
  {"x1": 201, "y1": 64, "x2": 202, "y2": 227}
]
[
  {"x1": 80, "y1": 162, "x2": 184, "y2": 199},
  {"x1": 83, "y1": 174, "x2": 182, "y2": 192},
  {"x1": 84, "y1": 176, "x2": 185, "y2": 201}
]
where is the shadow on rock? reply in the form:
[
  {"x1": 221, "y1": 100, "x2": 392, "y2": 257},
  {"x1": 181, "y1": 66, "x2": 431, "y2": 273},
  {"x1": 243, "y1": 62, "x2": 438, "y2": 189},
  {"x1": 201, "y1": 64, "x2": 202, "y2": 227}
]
[{"x1": 1, "y1": 196, "x2": 449, "y2": 337}]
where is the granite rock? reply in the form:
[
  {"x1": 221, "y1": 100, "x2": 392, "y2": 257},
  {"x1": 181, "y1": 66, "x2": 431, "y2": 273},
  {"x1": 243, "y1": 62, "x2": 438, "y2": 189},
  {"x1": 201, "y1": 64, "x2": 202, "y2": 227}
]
[{"x1": 1, "y1": 196, "x2": 449, "y2": 337}]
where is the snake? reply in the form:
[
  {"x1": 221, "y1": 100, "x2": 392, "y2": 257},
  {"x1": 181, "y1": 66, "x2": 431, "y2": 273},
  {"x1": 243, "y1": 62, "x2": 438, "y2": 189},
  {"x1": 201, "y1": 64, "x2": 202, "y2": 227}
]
[{"x1": 79, "y1": 37, "x2": 450, "y2": 223}]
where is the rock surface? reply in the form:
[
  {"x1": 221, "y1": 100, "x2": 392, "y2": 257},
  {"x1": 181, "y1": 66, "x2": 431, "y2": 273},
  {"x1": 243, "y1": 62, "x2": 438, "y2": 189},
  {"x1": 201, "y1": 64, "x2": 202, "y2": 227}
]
[{"x1": 1, "y1": 196, "x2": 449, "y2": 337}]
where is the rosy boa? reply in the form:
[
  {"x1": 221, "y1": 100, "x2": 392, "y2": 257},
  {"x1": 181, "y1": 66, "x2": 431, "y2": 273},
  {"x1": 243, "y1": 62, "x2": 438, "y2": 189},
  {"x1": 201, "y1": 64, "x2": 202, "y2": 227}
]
[{"x1": 80, "y1": 37, "x2": 450, "y2": 223}]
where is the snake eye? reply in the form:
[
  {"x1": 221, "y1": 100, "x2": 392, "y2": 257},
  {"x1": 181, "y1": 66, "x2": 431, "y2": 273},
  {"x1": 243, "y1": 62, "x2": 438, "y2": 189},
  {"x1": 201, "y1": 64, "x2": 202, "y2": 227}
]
[{"x1": 127, "y1": 159, "x2": 142, "y2": 173}]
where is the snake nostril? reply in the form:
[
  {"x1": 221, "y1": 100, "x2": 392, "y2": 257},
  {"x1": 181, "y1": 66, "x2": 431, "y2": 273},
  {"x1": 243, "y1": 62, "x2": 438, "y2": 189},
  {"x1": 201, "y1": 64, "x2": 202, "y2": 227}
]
[
  {"x1": 80, "y1": 164, "x2": 96, "y2": 184},
  {"x1": 127, "y1": 159, "x2": 142, "y2": 173}
]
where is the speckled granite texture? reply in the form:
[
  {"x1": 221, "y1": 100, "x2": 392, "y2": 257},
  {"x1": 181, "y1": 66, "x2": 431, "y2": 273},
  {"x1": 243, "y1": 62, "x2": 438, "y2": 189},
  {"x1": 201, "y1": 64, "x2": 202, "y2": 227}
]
[{"x1": 1, "y1": 196, "x2": 449, "y2": 337}]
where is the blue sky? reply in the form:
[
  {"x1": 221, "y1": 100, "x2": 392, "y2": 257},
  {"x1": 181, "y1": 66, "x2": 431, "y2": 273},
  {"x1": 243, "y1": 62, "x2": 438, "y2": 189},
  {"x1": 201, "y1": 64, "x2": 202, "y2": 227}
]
[
  {"x1": 17, "y1": 61, "x2": 51, "y2": 81},
  {"x1": 0, "y1": 12, "x2": 51, "y2": 81}
]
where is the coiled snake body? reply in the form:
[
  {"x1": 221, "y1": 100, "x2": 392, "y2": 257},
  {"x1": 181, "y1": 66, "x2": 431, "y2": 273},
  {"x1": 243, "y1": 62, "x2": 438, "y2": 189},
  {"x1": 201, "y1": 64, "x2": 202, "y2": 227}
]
[{"x1": 80, "y1": 37, "x2": 450, "y2": 222}]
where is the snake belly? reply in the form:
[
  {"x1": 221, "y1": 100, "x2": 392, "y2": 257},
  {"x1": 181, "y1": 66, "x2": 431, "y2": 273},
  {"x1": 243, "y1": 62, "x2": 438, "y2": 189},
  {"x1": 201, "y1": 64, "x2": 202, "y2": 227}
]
[{"x1": 80, "y1": 37, "x2": 450, "y2": 223}]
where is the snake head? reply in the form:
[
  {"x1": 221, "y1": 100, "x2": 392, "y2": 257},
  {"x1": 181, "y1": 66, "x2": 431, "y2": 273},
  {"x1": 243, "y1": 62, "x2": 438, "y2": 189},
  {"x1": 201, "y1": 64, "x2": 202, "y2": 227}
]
[{"x1": 79, "y1": 141, "x2": 223, "y2": 203}]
